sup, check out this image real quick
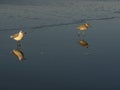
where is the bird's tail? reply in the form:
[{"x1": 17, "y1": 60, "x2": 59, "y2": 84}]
[
  {"x1": 10, "y1": 35, "x2": 13, "y2": 38},
  {"x1": 76, "y1": 26, "x2": 80, "y2": 30}
]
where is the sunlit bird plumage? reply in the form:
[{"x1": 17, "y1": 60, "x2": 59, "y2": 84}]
[
  {"x1": 77, "y1": 23, "x2": 89, "y2": 31},
  {"x1": 10, "y1": 30, "x2": 24, "y2": 41}
]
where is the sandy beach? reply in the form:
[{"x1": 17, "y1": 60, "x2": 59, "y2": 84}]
[{"x1": 0, "y1": 0, "x2": 120, "y2": 89}]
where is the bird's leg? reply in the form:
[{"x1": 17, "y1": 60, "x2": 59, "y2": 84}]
[
  {"x1": 82, "y1": 31, "x2": 86, "y2": 37},
  {"x1": 77, "y1": 30, "x2": 81, "y2": 37},
  {"x1": 77, "y1": 31, "x2": 84, "y2": 41},
  {"x1": 17, "y1": 41, "x2": 21, "y2": 48}
]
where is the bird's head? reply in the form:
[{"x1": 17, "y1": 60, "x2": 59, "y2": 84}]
[
  {"x1": 19, "y1": 30, "x2": 23, "y2": 33},
  {"x1": 85, "y1": 23, "x2": 89, "y2": 27}
]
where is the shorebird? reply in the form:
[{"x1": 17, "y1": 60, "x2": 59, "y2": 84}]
[
  {"x1": 10, "y1": 30, "x2": 24, "y2": 41},
  {"x1": 77, "y1": 23, "x2": 90, "y2": 36},
  {"x1": 77, "y1": 23, "x2": 89, "y2": 31}
]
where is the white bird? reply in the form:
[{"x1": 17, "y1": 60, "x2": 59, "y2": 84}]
[{"x1": 10, "y1": 30, "x2": 24, "y2": 41}]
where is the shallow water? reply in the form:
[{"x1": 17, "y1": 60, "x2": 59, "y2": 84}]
[{"x1": 0, "y1": 0, "x2": 120, "y2": 90}]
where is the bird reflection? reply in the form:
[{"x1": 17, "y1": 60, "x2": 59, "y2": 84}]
[
  {"x1": 78, "y1": 39, "x2": 89, "y2": 48},
  {"x1": 11, "y1": 42, "x2": 25, "y2": 62},
  {"x1": 77, "y1": 29, "x2": 89, "y2": 48},
  {"x1": 77, "y1": 23, "x2": 90, "y2": 36}
]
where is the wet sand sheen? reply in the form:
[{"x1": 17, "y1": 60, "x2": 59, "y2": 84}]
[{"x1": 0, "y1": 1, "x2": 120, "y2": 89}]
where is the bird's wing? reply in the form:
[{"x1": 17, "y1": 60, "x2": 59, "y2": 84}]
[{"x1": 10, "y1": 33, "x2": 18, "y2": 38}]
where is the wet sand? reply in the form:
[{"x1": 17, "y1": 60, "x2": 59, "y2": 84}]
[{"x1": 0, "y1": 1, "x2": 120, "y2": 89}]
